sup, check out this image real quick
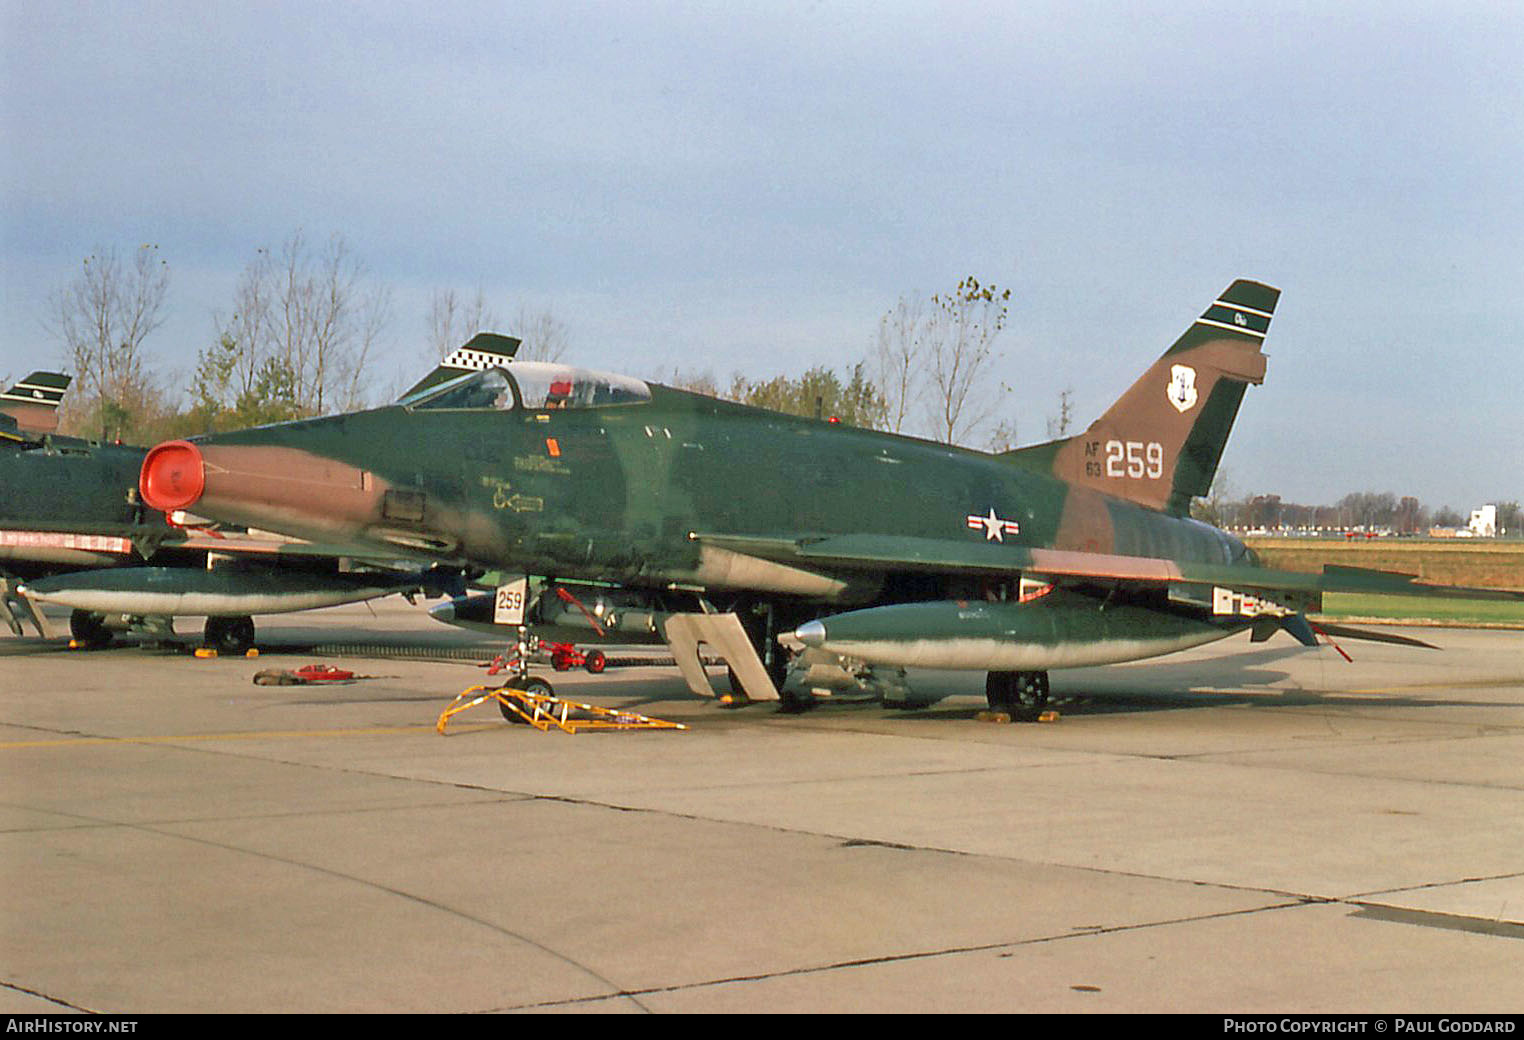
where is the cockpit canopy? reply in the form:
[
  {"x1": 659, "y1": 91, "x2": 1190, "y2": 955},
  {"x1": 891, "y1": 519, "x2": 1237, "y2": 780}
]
[{"x1": 401, "y1": 363, "x2": 651, "y2": 412}]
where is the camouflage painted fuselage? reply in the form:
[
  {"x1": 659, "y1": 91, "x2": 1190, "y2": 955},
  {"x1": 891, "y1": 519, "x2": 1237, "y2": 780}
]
[
  {"x1": 139, "y1": 280, "x2": 1314, "y2": 678},
  {"x1": 0, "y1": 436, "x2": 165, "y2": 576},
  {"x1": 162, "y1": 384, "x2": 1253, "y2": 608}
]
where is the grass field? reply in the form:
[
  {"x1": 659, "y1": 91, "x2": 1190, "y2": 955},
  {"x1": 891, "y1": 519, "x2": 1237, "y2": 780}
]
[
  {"x1": 1245, "y1": 537, "x2": 1524, "y2": 627},
  {"x1": 1318, "y1": 592, "x2": 1524, "y2": 627}
]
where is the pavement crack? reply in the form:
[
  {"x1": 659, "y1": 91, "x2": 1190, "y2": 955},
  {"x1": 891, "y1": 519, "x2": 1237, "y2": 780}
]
[
  {"x1": 489, "y1": 899, "x2": 1309, "y2": 1011},
  {"x1": 32, "y1": 805, "x2": 653, "y2": 1014},
  {"x1": 0, "y1": 979, "x2": 98, "y2": 1014}
]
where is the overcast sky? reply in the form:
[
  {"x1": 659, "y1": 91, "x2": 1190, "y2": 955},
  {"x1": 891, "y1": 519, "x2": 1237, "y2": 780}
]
[{"x1": 2, "y1": 1, "x2": 1519, "y2": 509}]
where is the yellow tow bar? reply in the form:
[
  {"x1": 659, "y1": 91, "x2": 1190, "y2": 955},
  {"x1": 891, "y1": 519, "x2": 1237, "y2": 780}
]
[{"x1": 436, "y1": 684, "x2": 687, "y2": 735}]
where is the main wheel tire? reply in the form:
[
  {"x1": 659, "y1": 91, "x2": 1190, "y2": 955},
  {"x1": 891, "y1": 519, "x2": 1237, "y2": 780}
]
[
  {"x1": 69, "y1": 610, "x2": 112, "y2": 648},
  {"x1": 986, "y1": 670, "x2": 1049, "y2": 720},
  {"x1": 584, "y1": 649, "x2": 606, "y2": 674},
  {"x1": 204, "y1": 615, "x2": 256, "y2": 654}
]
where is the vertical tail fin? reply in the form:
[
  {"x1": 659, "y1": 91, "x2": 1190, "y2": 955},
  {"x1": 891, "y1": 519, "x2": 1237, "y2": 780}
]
[
  {"x1": 397, "y1": 332, "x2": 522, "y2": 401},
  {"x1": 1008, "y1": 280, "x2": 1279, "y2": 515},
  {"x1": 0, "y1": 371, "x2": 72, "y2": 436}
]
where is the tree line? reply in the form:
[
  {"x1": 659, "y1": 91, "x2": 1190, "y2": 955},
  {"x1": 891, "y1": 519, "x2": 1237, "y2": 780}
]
[
  {"x1": 1195, "y1": 488, "x2": 1521, "y2": 538},
  {"x1": 27, "y1": 240, "x2": 1519, "y2": 534},
  {"x1": 33, "y1": 236, "x2": 1024, "y2": 452},
  {"x1": 34, "y1": 235, "x2": 573, "y2": 445},
  {"x1": 666, "y1": 275, "x2": 1020, "y2": 448}
]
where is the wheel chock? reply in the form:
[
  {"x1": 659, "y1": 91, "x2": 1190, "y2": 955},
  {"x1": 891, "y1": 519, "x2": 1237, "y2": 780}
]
[{"x1": 975, "y1": 709, "x2": 1061, "y2": 724}]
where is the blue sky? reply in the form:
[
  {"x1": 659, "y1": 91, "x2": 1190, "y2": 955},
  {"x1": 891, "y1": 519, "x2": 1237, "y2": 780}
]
[{"x1": 2, "y1": 1, "x2": 1519, "y2": 509}]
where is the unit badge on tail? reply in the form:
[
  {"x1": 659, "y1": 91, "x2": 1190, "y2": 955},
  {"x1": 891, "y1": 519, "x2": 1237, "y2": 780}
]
[{"x1": 1167, "y1": 364, "x2": 1198, "y2": 413}]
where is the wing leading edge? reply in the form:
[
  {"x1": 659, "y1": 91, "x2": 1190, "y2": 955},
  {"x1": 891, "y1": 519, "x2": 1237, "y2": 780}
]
[{"x1": 690, "y1": 531, "x2": 1524, "y2": 604}]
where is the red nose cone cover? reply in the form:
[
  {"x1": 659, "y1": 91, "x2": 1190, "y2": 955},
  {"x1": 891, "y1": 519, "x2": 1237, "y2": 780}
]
[{"x1": 139, "y1": 440, "x2": 206, "y2": 512}]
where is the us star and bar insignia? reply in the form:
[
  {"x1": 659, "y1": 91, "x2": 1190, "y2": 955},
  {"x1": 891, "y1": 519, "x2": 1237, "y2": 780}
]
[{"x1": 966, "y1": 508, "x2": 1020, "y2": 542}]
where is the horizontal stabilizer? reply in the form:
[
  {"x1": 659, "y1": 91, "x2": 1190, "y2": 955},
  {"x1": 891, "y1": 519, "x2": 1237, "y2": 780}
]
[
  {"x1": 1254, "y1": 613, "x2": 1439, "y2": 651},
  {"x1": 1312, "y1": 621, "x2": 1440, "y2": 650}
]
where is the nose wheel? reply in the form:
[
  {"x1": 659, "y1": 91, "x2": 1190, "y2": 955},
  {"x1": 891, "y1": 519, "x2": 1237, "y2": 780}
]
[{"x1": 985, "y1": 670, "x2": 1050, "y2": 721}]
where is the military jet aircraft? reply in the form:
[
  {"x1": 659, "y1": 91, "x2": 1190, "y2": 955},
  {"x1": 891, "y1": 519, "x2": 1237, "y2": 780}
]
[
  {"x1": 135, "y1": 281, "x2": 1517, "y2": 712},
  {"x1": 1, "y1": 337, "x2": 518, "y2": 649}
]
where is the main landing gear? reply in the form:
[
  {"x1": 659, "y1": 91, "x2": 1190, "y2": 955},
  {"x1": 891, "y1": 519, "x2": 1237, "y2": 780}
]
[
  {"x1": 203, "y1": 615, "x2": 256, "y2": 654},
  {"x1": 69, "y1": 609, "x2": 113, "y2": 648},
  {"x1": 67, "y1": 611, "x2": 258, "y2": 654},
  {"x1": 985, "y1": 670, "x2": 1050, "y2": 721}
]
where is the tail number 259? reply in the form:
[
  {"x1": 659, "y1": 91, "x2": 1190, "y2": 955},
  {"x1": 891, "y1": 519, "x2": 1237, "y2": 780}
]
[{"x1": 1105, "y1": 440, "x2": 1164, "y2": 480}]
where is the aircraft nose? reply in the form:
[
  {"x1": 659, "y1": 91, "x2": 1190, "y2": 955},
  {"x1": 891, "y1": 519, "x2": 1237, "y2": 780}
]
[{"x1": 139, "y1": 440, "x2": 205, "y2": 512}]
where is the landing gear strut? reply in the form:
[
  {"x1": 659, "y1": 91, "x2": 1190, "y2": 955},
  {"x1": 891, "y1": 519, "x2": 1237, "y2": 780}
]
[
  {"x1": 489, "y1": 625, "x2": 555, "y2": 720},
  {"x1": 985, "y1": 670, "x2": 1050, "y2": 720}
]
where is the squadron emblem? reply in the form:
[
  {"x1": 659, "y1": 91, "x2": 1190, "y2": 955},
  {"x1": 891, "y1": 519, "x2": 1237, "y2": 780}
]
[{"x1": 1167, "y1": 364, "x2": 1198, "y2": 413}]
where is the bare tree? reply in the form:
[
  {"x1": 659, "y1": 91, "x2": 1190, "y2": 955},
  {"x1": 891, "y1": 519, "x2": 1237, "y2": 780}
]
[
  {"x1": 512, "y1": 303, "x2": 571, "y2": 363},
  {"x1": 872, "y1": 294, "x2": 926, "y2": 435},
  {"x1": 1394, "y1": 496, "x2": 1429, "y2": 535},
  {"x1": 985, "y1": 418, "x2": 1018, "y2": 453},
  {"x1": 213, "y1": 232, "x2": 389, "y2": 417},
  {"x1": 662, "y1": 367, "x2": 723, "y2": 396},
  {"x1": 1338, "y1": 491, "x2": 1398, "y2": 531},
  {"x1": 922, "y1": 276, "x2": 1011, "y2": 445},
  {"x1": 1493, "y1": 500, "x2": 1520, "y2": 537},
  {"x1": 213, "y1": 251, "x2": 276, "y2": 405},
  {"x1": 46, "y1": 244, "x2": 171, "y2": 441},
  {"x1": 1190, "y1": 469, "x2": 1238, "y2": 527},
  {"x1": 1045, "y1": 386, "x2": 1075, "y2": 440},
  {"x1": 428, "y1": 287, "x2": 498, "y2": 359},
  {"x1": 1432, "y1": 505, "x2": 1463, "y2": 528}
]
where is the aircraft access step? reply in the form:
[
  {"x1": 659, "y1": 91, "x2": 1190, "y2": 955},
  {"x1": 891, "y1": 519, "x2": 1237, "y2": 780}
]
[{"x1": 436, "y1": 684, "x2": 687, "y2": 735}]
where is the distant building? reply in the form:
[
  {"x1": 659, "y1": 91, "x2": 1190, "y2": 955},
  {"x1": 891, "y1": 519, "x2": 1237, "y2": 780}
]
[{"x1": 1469, "y1": 504, "x2": 1497, "y2": 538}]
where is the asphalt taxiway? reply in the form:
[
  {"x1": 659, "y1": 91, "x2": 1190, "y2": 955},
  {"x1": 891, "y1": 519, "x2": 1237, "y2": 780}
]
[{"x1": 3, "y1": 601, "x2": 1522, "y2": 1013}]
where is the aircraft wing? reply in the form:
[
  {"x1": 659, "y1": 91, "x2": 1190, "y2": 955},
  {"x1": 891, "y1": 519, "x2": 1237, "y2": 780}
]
[{"x1": 692, "y1": 532, "x2": 1524, "y2": 602}]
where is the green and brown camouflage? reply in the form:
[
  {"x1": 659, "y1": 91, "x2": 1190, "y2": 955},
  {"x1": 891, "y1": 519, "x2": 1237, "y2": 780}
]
[
  {"x1": 140, "y1": 282, "x2": 1272, "y2": 589},
  {"x1": 0, "y1": 371, "x2": 168, "y2": 579},
  {"x1": 0, "y1": 344, "x2": 517, "y2": 644},
  {"x1": 1008, "y1": 279, "x2": 1276, "y2": 516},
  {"x1": 137, "y1": 280, "x2": 1521, "y2": 707}
]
